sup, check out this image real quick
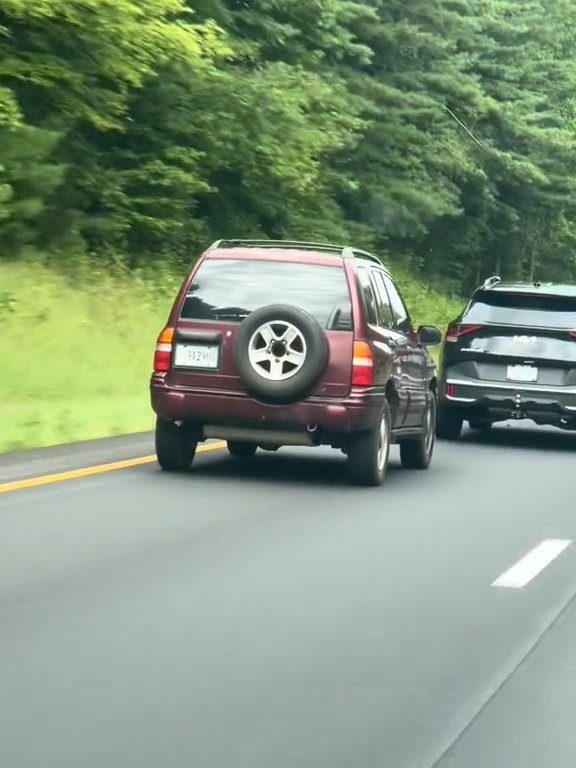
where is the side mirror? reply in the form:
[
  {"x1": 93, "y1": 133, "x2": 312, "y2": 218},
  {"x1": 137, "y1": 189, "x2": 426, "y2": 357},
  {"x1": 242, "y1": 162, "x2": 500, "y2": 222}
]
[{"x1": 418, "y1": 325, "x2": 442, "y2": 346}]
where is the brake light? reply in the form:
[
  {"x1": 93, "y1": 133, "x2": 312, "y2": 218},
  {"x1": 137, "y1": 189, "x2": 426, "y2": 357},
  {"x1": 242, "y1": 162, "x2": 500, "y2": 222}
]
[
  {"x1": 445, "y1": 324, "x2": 483, "y2": 342},
  {"x1": 352, "y1": 341, "x2": 374, "y2": 386},
  {"x1": 445, "y1": 383, "x2": 456, "y2": 398},
  {"x1": 154, "y1": 327, "x2": 174, "y2": 372}
]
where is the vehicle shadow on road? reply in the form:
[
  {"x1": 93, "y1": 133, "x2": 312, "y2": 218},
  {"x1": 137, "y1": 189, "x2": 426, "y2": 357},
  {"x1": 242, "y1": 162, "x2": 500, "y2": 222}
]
[
  {"x1": 459, "y1": 423, "x2": 576, "y2": 453},
  {"x1": 187, "y1": 448, "x2": 410, "y2": 489}
]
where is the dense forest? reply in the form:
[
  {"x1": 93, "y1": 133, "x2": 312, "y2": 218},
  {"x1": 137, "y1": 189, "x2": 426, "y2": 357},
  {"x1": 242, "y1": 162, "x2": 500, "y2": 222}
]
[{"x1": 1, "y1": 0, "x2": 576, "y2": 292}]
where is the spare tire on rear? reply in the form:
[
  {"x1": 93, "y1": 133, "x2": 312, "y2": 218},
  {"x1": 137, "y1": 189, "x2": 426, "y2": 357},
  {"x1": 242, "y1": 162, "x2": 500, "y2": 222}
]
[{"x1": 233, "y1": 304, "x2": 328, "y2": 404}]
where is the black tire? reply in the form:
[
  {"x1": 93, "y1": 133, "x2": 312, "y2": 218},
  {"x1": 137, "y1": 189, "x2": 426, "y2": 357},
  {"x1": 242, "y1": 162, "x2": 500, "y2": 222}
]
[
  {"x1": 233, "y1": 304, "x2": 328, "y2": 404},
  {"x1": 469, "y1": 419, "x2": 492, "y2": 431},
  {"x1": 227, "y1": 440, "x2": 257, "y2": 458},
  {"x1": 155, "y1": 417, "x2": 197, "y2": 472},
  {"x1": 436, "y1": 405, "x2": 463, "y2": 440},
  {"x1": 400, "y1": 393, "x2": 436, "y2": 469},
  {"x1": 347, "y1": 404, "x2": 391, "y2": 487}
]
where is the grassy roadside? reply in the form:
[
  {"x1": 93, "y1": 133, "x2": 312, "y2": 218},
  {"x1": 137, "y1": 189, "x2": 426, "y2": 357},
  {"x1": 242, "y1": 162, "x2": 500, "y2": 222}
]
[
  {"x1": 0, "y1": 262, "x2": 179, "y2": 453},
  {"x1": 0, "y1": 261, "x2": 462, "y2": 454}
]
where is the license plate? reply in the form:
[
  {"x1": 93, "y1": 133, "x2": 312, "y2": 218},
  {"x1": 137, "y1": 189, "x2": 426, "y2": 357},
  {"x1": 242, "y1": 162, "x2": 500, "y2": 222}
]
[
  {"x1": 506, "y1": 364, "x2": 538, "y2": 383},
  {"x1": 174, "y1": 343, "x2": 219, "y2": 369}
]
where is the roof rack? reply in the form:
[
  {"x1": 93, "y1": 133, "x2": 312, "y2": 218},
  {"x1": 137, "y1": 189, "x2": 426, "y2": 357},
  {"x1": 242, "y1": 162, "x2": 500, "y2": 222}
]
[
  {"x1": 342, "y1": 247, "x2": 382, "y2": 266},
  {"x1": 208, "y1": 239, "x2": 346, "y2": 254},
  {"x1": 482, "y1": 275, "x2": 501, "y2": 289},
  {"x1": 207, "y1": 239, "x2": 383, "y2": 266}
]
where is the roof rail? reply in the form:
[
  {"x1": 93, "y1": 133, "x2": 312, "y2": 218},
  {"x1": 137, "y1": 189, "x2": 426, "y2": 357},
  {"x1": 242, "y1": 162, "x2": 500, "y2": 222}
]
[
  {"x1": 207, "y1": 239, "x2": 345, "y2": 254},
  {"x1": 482, "y1": 275, "x2": 501, "y2": 289},
  {"x1": 207, "y1": 239, "x2": 383, "y2": 266},
  {"x1": 342, "y1": 247, "x2": 382, "y2": 267}
]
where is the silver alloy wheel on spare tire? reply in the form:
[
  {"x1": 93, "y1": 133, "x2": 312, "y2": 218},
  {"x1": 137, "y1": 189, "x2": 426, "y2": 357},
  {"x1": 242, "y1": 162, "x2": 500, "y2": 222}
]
[
  {"x1": 233, "y1": 304, "x2": 328, "y2": 404},
  {"x1": 247, "y1": 320, "x2": 307, "y2": 381}
]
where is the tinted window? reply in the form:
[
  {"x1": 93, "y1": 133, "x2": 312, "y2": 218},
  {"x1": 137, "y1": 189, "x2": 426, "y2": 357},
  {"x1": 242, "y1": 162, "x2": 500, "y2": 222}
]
[
  {"x1": 382, "y1": 275, "x2": 409, "y2": 327},
  {"x1": 356, "y1": 268, "x2": 378, "y2": 325},
  {"x1": 465, "y1": 291, "x2": 576, "y2": 329},
  {"x1": 371, "y1": 271, "x2": 395, "y2": 328},
  {"x1": 181, "y1": 259, "x2": 353, "y2": 330}
]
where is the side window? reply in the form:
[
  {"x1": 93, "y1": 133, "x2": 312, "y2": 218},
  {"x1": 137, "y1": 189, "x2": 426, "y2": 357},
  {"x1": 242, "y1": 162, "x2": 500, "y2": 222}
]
[
  {"x1": 371, "y1": 271, "x2": 395, "y2": 329},
  {"x1": 382, "y1": 274, "x2": 411, "y2": 329},
  {"x1": 356, "y1": 267, "x2": 378, "y2": 325}
]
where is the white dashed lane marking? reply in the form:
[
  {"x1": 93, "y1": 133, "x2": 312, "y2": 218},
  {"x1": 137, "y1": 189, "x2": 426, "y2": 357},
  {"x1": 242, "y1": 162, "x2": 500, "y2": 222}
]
[{"x1": 492, "y1": 539, "x2": 572, "y2": 589}]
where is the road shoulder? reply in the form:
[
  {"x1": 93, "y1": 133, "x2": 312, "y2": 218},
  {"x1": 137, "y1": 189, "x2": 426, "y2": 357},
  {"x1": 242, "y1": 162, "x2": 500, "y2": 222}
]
[{"x1": 0, "y1": 432, "x2": 155, "y2": 484}]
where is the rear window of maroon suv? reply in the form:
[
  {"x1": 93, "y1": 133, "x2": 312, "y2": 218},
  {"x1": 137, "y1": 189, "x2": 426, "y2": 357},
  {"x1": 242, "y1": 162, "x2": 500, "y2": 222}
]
[{"x1": 180, "y1": 258, "x2": 353, "y2": 330}]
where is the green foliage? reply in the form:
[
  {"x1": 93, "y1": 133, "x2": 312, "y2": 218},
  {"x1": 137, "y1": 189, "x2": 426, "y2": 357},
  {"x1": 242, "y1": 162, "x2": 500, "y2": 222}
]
[{"x1": 1, "y1": 0, "x2": 576, "y2": 289}]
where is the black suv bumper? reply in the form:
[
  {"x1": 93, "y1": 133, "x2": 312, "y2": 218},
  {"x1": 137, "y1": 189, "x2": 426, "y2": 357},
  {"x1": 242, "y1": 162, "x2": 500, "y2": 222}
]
[{"x1": 440, "y1": 377, "x2": 576, "y2": 428}]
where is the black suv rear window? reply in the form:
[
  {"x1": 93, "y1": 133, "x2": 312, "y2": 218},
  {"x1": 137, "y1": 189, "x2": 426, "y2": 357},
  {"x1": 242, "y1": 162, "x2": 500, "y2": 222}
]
[
  {"x1": 180, "y1": 258, "x2": 353, "y2": 330},
  {"x1": 465, "y1": 291, "x2": 576, "y2": 329}
]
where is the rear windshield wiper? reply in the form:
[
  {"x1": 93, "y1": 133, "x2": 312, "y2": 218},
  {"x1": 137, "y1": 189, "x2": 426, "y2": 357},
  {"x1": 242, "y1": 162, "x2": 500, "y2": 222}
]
[{"x1": 214, "y1": 308, "x2": 250, "y2": 321}]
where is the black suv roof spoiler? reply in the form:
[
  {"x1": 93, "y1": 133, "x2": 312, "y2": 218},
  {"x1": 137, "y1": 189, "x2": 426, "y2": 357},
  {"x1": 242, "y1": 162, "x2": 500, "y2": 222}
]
[{"x1": 207, "y1": 239, "x2": 382, "y2": 267}]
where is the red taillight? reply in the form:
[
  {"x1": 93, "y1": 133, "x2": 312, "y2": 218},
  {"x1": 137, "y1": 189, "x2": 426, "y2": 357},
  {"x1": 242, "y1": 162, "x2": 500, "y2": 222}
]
[
  {"x1": 154, "y1": 327, "x2": 174, "y2": 372},
  {"x1": 445, "y1": 383, "x2": 456, "y2": 398},
  {"x1": 445, "y1": 324, "x2": 483, "y2": 342},
  {"x1": 352, "y1": 341, "x2": 374, "y2": 386}
]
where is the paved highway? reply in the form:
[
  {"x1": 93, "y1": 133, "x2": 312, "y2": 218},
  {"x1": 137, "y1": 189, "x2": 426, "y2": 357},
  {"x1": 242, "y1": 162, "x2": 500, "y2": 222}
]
[{"x1": 1, "y1": 425, "x2": 575, "y2": 768}]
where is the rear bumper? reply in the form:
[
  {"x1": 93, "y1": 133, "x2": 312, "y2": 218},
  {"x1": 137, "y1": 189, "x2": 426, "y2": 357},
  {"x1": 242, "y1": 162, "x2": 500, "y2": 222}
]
[
  {"x1": 441, "y1": 377, "x2": 576, "y2": 424},
  {"x1": 150, "y1": 374, "x2": 383, "y2": 435}
]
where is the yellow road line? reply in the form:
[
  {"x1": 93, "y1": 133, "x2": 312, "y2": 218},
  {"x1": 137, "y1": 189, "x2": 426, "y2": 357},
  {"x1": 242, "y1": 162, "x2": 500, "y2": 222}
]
[{"x1": 0, "y1": 441, "x2": 226, "y2": 496}]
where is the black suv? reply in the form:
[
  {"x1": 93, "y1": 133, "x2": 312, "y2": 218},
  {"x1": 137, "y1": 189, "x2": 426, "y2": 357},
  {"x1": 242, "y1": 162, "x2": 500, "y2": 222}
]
[{"x1": 437, "y1": 276, "x2": 576, "y2": 439}]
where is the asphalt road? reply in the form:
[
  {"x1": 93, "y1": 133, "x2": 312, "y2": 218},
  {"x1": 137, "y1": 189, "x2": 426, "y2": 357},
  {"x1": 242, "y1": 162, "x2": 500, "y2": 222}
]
[{"x1": 1, "y1": 424, "x2": 576, "y2": 768}]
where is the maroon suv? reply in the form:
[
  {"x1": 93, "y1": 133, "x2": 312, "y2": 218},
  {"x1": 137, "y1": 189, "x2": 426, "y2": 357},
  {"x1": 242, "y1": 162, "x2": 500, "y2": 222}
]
[{"x1": 150, "y1": 240, "x2": 441, "y2": 485}]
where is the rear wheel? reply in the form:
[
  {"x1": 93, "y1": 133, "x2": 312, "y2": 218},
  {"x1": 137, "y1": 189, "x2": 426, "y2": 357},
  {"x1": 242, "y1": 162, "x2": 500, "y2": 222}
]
[
  {"x1": 400, "y1": 394, "x2": 436, "y2": 469},
  {"x1": 347, "y1": 404, "x2": 391, "y2": 487},
  {"x1": 155, "y1": 418, "x2": 197, "y2": 472},
  {"x1": 436, "y1": 405, "x2": 463, "y2": 441},
  {"x1": 227, "y1": 440, "x2": 257, "y2": 458}
]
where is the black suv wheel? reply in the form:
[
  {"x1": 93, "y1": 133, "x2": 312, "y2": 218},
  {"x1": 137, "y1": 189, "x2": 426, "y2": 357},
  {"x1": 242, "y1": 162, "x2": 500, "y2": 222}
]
[
  {"x1": 469, "y1": 419, "x2": 492, "y2": 431},
  {"x1": 155, "y1": 418, "x2": 197, "y2": 471},
  {"x1": 227, "y1": 441, "x2": 257, "y2": 458},
  {"x1": 436, "y1": 405, "x2": 463, "y2": 440}
]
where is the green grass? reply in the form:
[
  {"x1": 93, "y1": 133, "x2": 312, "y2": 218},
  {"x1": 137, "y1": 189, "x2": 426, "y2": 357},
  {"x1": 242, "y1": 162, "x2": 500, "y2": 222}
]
[
  {"x1": 394, "y1": 266, "x2": 462, "y2": 335},
  {"x1": 0, "y1": 261, "x2": 463, "y2": 454},
  {"x1": 0, "y1": 262, "x2": 179, "y2": 453}
]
